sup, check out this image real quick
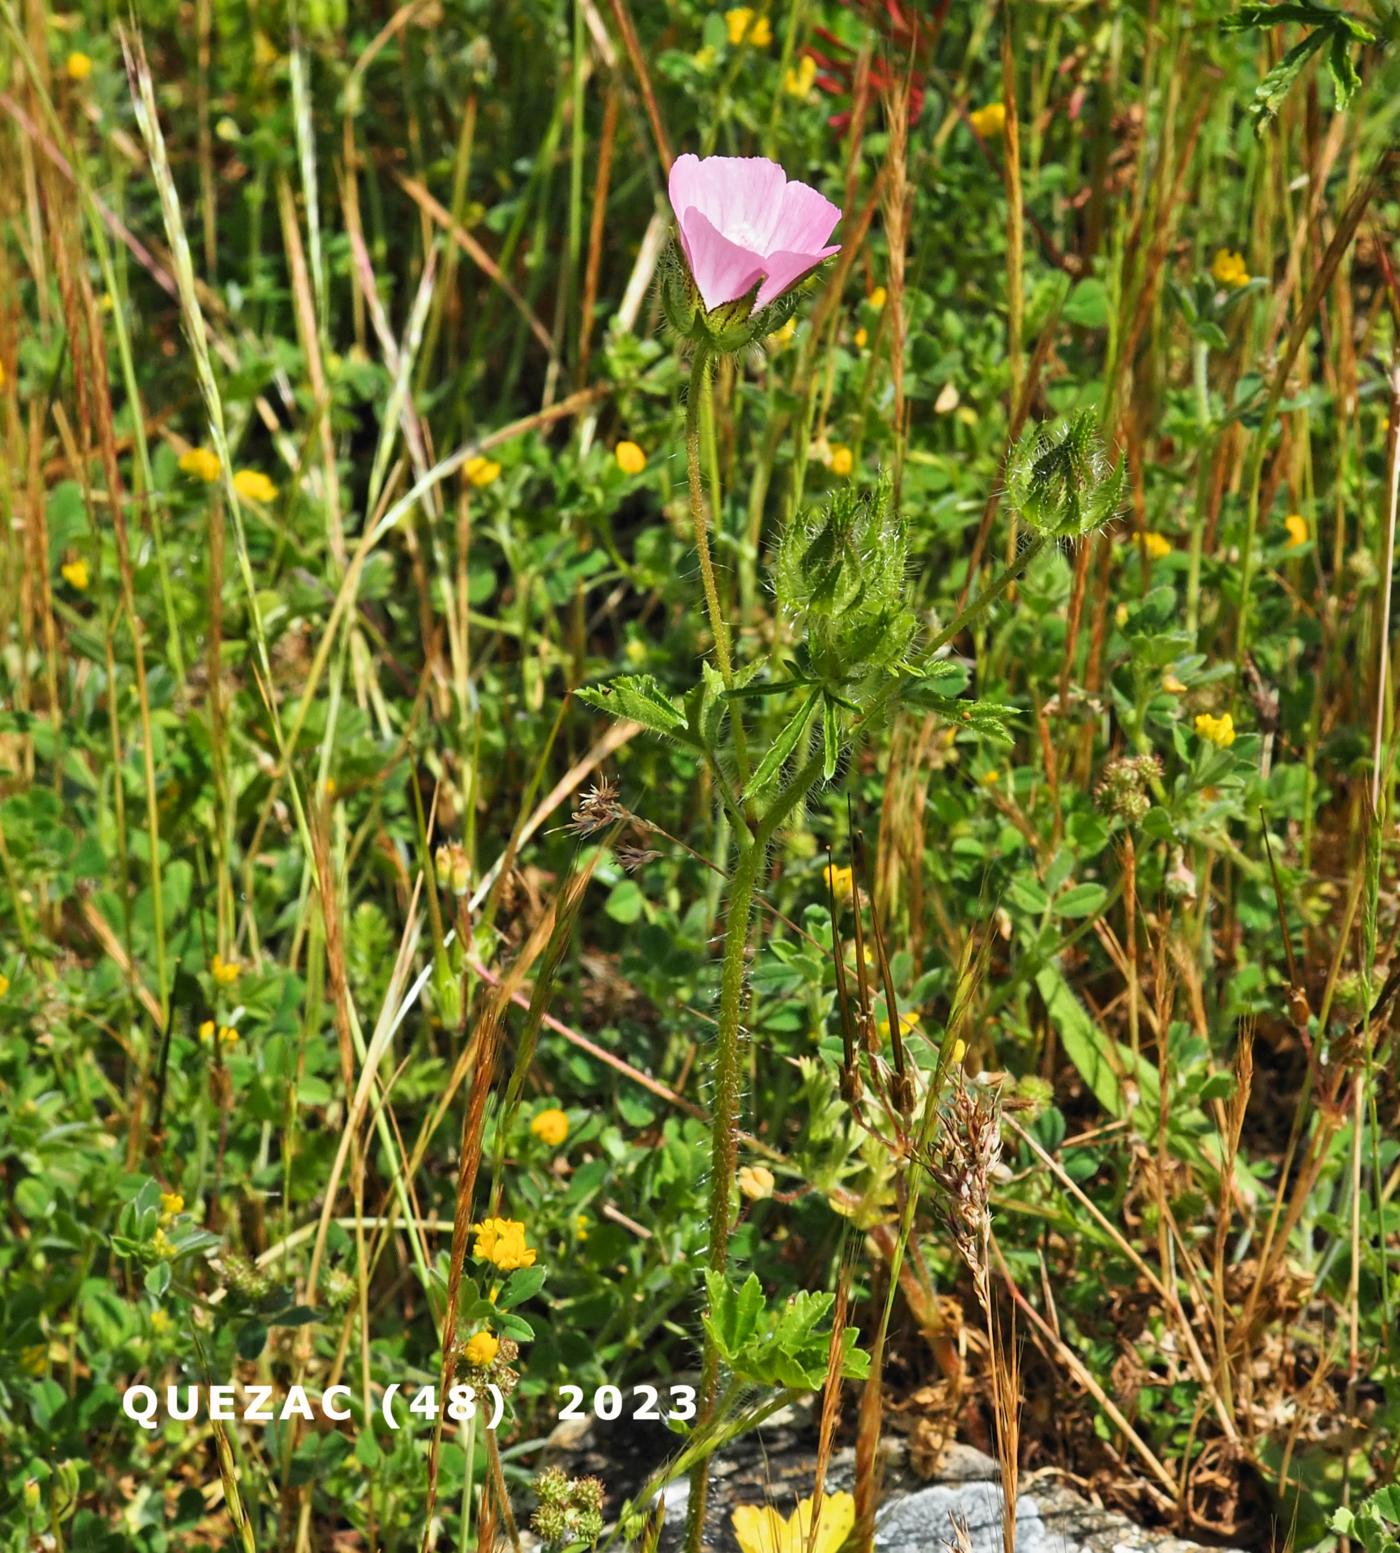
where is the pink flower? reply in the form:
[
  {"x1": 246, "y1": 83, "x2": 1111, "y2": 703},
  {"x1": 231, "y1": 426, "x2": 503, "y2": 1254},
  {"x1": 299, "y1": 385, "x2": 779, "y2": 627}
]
[{"x1": 668, "y1": 154, "x2": 841, "y2": 314}]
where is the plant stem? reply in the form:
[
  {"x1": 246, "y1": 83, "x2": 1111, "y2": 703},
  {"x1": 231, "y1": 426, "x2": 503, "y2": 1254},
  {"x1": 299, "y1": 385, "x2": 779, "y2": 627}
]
[
  {"x1": 929, "y1": 532, "x2": 1050, "y2": 659},
  {"x1": 683, "y1": 754, "x2": 820, "y2": 1553},
  {"x1": 686, "y1": 348, "x2": 735, "y2": 684}
]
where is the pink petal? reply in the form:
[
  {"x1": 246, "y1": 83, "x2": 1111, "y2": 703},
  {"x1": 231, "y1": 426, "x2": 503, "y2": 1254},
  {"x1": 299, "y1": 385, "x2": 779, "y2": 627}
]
[
  {"x1": 680, "y1": 208, "x2": 766, "y2": 311},
  {"x1": 669, "y1": 154, "x2": 787, "y2": 257},
  {"x1": 754, "y1": 245, "x2": 840, "y2": 309},
  {"x1": 765, "y1": 180, "x2": 843, "y2": 260}
]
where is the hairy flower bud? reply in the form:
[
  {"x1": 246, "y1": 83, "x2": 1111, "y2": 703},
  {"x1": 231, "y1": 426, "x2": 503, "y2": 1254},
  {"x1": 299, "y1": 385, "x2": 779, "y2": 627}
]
[
  {"x1": 1005, "y1": 410, "x2": 1126, "y2": 538},
  {"x1": 773, "y1": 475, "x2": 916, "y2": 696}
]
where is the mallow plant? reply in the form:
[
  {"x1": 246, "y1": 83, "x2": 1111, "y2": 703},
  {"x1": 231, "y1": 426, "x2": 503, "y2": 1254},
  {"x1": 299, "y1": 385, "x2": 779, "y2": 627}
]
[{"x1": 578, "y1": 152, "x2": 1124, "y2": 1549}]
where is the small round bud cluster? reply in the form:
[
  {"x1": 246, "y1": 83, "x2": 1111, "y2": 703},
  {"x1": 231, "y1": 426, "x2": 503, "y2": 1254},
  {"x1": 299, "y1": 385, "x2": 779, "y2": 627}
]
[
  {"x1": 1095, "y1": 754, "x2": 1161, "y2": 823},
  {"x1": 320, "y1": 1266, "x2": 355, "y2": 1311},
  {"x1": 531, "y1": 1467, "x2": 605, "y2": 1549},
  {"x1": 1005, "y1": 410, "x2": 1126, "y2": 538},
  {"x1": 221, "y1": 1252, "x2": 272, "y2": 1304},
  {"x1": 434, "y1": 842, "x2": 471, "y2": 897},
  {"x1": 455, "y1": 1332, "x2": 521, "y2": 1393}
]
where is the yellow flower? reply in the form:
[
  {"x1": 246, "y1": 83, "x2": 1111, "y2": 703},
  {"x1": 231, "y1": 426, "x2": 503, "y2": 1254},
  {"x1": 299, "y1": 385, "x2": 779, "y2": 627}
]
[
  {"x1": 968, "y1": 101, "x2": 1006, "y2": 139},
  {"x1": 66, "y1": 51, "x2": 93, "y2": 81},
  {"x1": 179, "y1": 446, "x2": 221, "y2": 483},
  {"x1": 211, "y1": 954, "x2": 240, "y2": 985},
  {"x1": 945, "y1": 1037, "x2": 967, "y2": 1066},
  {"x1": 0, "y1": 973, "x2": 9, "y2": 997},
  {"x1": 868, "y1": 285, "x2": 887, "y2": 310},
  {"x1": 733, "y1": 1492, "x2": 855, "y2": 1553},
  {"x1": 471, "y1": 1217, "x2": 537, "y2": 1271},
  {"x1": 574, "y1": 1213, "x2": 591, "y2": 1242},
  {"x1": 783, "y1": 55, "x2": 816, "y2": 97},
  {"x1": 152, "y1": 1228, "x2": 176, "y2": 1260},
  {"x1": 159, "y1": 1192, "x2": 185, "y2": 1219},
  {"x1": 823, "y1": 862, "x2": 855, "y2": 903},
  {"x1": 694, "y1": 44, "x2": 717, "y2": 69},
  {"x1": 853, "y1": 326, "x2": 868, "y2": 350},
  {"x1": 615, "y1": 440, "x2": 646, "y2": 476},
  {"x1": 61, "y1": 559, "x2": 90, "y2": 591},
  {"x1": 199, "y1": 1019, "x2": 216, "y2": 1043},
  {"x1": 465, "y1": 454, "x2": 502, "y2": 488},
  {"x1": 1284, "y1": 513, "x2": 1309, "y2": 548},
  {"x1": 767, "y1": 316, "x2": 797, "y2": 349},
  {"x1": 738, "y1": 1164, "x2": 775, "y2": 1201},
  {"x1": 980, "y1": 768, "x2": 1000, "y2": 786},
  {"x1": 1194, "y1": 711, "x2": 1236, "y2": 748},
  {"x1": 150, "y1": 1308, "x2": 173, "y2": 1335},
  {"x1": 218, "y1": 1026, "x2": 239, "y2": 1047},
  {"x1": 1114, "y1": 602, "x2": 1130, "y2": 627},
  {"x1": 725, "y1": 7, "x2": 771, "y2": 46},
  {"x1": 530, "y1": 1107, "x2": 570, "y2": 1148},
  {"x1": 1162, "y1": 672, "x2": 1187, "y2": 695},
  {"x1": 1210, "y1": 248, "x2": 1250, "y2": 288},
  {"x1": 1136, "y1": 531, "x2": 1172, "y2": 560},
  {"x1": 876, "y1": 1009, "x2": 921, "y2": 1042},
  {"x1": 463, "y1": 1330, "x2": 499, "y2": 1367},
  {"x1": 829, "y1": 444, "x2": 854, "y2": 477},
  {"x1": 232, "y1": 468, "x2": 278, "y2": 504}
]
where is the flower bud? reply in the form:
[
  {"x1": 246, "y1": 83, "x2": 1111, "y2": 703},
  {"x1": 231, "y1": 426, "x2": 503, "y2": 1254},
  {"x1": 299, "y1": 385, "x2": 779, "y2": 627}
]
[{"x1": 1004, "y1": 410, "x2": 1126, "y2": 538}]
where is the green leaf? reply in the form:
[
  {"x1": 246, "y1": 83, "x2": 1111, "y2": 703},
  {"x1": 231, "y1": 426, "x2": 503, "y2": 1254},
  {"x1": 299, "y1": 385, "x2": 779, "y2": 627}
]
[
  {"x1": 144, "y1": 1262, "x2": 171, "y2": 1299},
  {"x1": 1052, "y1": 883, "x2": 1108, "y2": 919},
  {"x1": 1063, "y1": 277, "x2": 1110, "y2": 329},
  {"x1": 498, "y1": 1266, "x2": 546, "y2": 1308},
  {"x1": 1326, "y1": 25, "x2": 1362, "y2": 109},
  {"x1": 743, "y1": 687, "x2": 820, "y2": 798},
  {"x1": 1035, "y1": 961, "x2": 1155, "y2": 1120},
  {"x1": 1245, "y1": 27, "x2": 1330, "y2": 133},
  {"x1": 703, "y1": 1271, "x2": 765, "y2": 1360},
  {"x1": 821, "y1": 696, "x2": 842, "y2": 780},
  {"x1": 575, "y1": 675, "x2": 690, "y2": 740}
]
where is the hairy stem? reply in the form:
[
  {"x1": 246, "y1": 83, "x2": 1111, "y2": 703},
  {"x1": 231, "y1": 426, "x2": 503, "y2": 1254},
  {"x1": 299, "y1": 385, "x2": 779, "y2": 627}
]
[
  {"x1": 687, "y1": 348, "x2": 734, "y2": 684},
  {"x1": 928, "y1": 531, "x2": 1050, "y2": 658}
]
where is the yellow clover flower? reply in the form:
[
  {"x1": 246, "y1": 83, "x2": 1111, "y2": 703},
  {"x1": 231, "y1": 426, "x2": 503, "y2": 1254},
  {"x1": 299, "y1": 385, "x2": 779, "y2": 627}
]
[
  {"x1": 725, "y1": 7, "x2": 772, "y2": 46},
  {"x1": 615, "y1": 440, "x2": 646, "y2": 476},
  {"x1": 1194, "y1": 711, "x2": 1236, "y2": 748},
  {"x1": 829, "y1": 444, "x2": 854, "y2": 477},
  {"x1": 66, "y1": 51, "x2": 93, "y2": 81},
  {"x1": 783, "y1": 55, "x2": 816, "y2": 97},
  {"x1": 1284, "y1": 513, "x2": 1309, "y2": 548},
  {"x1": 1136, "y1": 531, "x2": 1172, "y2": 560},
  {"x1": 232, "y1": 468, "x2": 278, "y2": 504},
  {"x1": 968, "y1": 102, "x2": 1007, "y2": 139},
  {"x1": 0, "y1": 972, "x2": 9, "y2": 998},
  {"x1": 179, "y1": 447, "x2": 221, "y2": 483},
  {"x1": 823, "y1": 862, "x2": 855, "y2": 904},
  {"x1": 767, "y1": 316, "x2": 797, "y2": 349},
  {"x1": 471, "y1": 1217, "x2": 537, "y2": 1271},
  {"x1": 465, "y1": 454, "x2": 502, "y2": 488},
  {"x1": 1210, "y1": 248, "x2": 1250, "y2": 288},
  {"x1": 737, "y1": 1164, "x2": 775, "y2": 1201},
  {"x1": 868, "y1": 285, "x2": 887, "y2": 310},
  {"x1": 211, "y1": 954, "x2": 240, "y2": 985},
  {"x1": 159, "y1": 1192, "x2": 185, "y2": 1220},
  {"x1": 853, "y1": 326, "x2": 868, "y2": 350},
  {"x1": 463, "y1": 1330, "x2": 500, "y2": 1367},
  {"x1": 530, "y1": 1107, "x2": 570, "y2": 1148},
  {"x1": 61, "y1": 559, "x2": 90, "y2": 591}
]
